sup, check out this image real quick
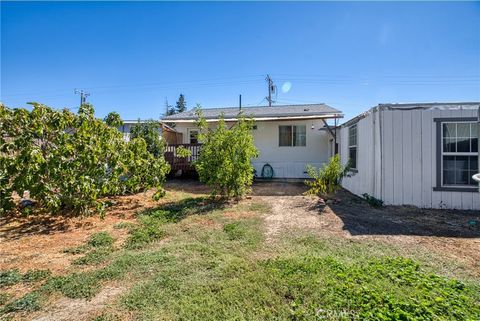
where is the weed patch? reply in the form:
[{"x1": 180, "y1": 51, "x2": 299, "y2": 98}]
[
  {"x1": 0, "y1": 270, "x2": 22, "y2": 288},
  {"x1": 88, "y1": 232, "x2": 115, "y2": 248},
  {"x1": 1, "y1": 292, "x2": 40, "y2": 313},
  {"x1": 73, "y1": 247, "x2": 114, "y2": 266},
  {"x1": 263, "y1": 256, "x2": 480, "y2": 320}
]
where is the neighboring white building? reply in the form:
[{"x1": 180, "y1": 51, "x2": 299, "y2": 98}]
[
  {"x1": 161, "y1": 104, "x2": 343, "y2": 178},
  {"x1": 339, "y1": 102, "x2": 480, "y2": 210}
]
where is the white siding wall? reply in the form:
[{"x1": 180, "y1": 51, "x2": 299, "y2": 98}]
[
  {"x1": 174, "y1": 119, "x2": 333, "y2": 178},
  {"x1": 340, "y1": 110, "x2": 382, "y2": 199},
  {"x1": 341, "y1": 106, "x2": 480, "y2": 210}
]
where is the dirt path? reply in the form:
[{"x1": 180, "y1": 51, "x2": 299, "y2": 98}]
[
  {"x1": 31, "y1": 286, "x2": 125, "y2": 321},
  {"x1": 259, "y1": 193, "x2": 480, "y2": 277},
  {"x1": 261, "y1": 195, "x2": 342, "y2": 241}
]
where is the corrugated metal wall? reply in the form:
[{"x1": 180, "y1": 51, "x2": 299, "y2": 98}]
[{"x1": 341, "y1": 106, "x2": 480, "y2": 210}]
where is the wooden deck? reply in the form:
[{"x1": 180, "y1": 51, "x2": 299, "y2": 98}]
[{"x1": 165, "y1": 143, "x2": 201, "y2": 173}]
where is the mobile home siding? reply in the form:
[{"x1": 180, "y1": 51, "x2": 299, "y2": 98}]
[
  {"x1": 341, "y1": 105, "x2": 480, "y2": 210},
  {"x1": 340, "y1": 109, "x2": 382, "y2": 199}
]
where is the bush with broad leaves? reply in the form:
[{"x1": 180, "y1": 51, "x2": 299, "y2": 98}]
[{"x1": 0, "y1": 103, "x2": 170, "y2": 215}]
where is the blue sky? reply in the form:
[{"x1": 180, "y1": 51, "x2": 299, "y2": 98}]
[{"x1": 1, "y1": 1, "x2": 479, "y2": 121}]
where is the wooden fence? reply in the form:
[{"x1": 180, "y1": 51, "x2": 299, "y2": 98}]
[{"x1": 165, "y1": 143, "x2": 201, "y2": 173}]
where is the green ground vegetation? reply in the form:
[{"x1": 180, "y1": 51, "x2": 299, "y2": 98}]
[{"x1": 1, "y1": 191, "x2": 479, "y2": 321}]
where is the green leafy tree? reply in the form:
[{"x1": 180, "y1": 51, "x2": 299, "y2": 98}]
[
  {"x1": 0, "y1": 103, "x2": 170, "y2": 215},
  {"x1": 175, "y1": 94, "x2": 186, "y2": 114},
  {"x1": 130, "y1": 120, "x2": 165, "y2": 157},
  {"x1": 104, "y1": 112, "x2": 123, "y2": 127},
  {"x1": 194, "y1": 107, "x2": 259, "y2": 198},
  {"x1": 304, "y1": 155, "x2": 352, "y2": 198}
]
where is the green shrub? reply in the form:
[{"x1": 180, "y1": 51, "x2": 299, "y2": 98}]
[
  {"x1": 194, "y1": 108, "x2": 259, "y2": 198},
  {"x1": 305, "y1": 155, "x2": 352, "y2": 197},
  {"x1": 362, "y1": 193, "x2": 384, "y2": 207},
  {"x1": 0, "y1": 103, "x2": 170, "y2": 215}
]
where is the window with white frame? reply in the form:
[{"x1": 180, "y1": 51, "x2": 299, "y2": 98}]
[
  {"x1": 442, "y1": 122, "x2": 478, "y2": 186},
  {"x1": 348, "y1": 124, "x2": 357, "y2": 169},
  {"x1": 279, "y1": 125, "x2": 306, "y2": 146}
]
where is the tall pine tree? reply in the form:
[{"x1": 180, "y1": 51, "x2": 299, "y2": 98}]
[{"x1": 175, "y1": 94, "x2": 186, "y2": 113}]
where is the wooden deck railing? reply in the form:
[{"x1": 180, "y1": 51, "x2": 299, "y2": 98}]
[{"x1": 165, "y1": 143, "x2": 202, "y2": 172}]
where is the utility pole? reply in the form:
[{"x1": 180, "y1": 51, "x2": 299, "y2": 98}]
[
  {"x1": 265, "y1": 74, "x2": 276, "y2": 107},
  {"x1": 165, "y1": 97, "x2": 170, "y2": 116},
  {"x1": 239, "y1": 94, "x2": 242, "y2": 111},
  {"x1": 74, "y1": 89, "x2": 90, "y2": 107}
]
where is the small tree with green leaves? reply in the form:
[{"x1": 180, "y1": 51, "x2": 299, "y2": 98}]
[
  {"x1": 103, "y1": 112, "x2": 123, "y2": 127},
  {"x1": 304, "y1": 155, "x2": 352, "y2": 198},
  {"x1": 194, "y1": 108, "x2": 258, "y2": 199},
  {"x1": 130, "y1": 120, "x2": 165, "y2": 157}
]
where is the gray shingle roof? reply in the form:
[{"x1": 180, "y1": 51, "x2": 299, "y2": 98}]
[{"x1": 162, "y1": 103, "x2": 342, "y2": 121}]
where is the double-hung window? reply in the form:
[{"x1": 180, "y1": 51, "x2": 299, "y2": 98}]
[
  {"x1": 442, "y1": 122, "x2": 478, "y2": 186},
  {"x1": 348, "y1": 124, "x2": 358, "y2": 170},
  {"x1": 279, "y1": 125, "x2": 306, "y2": 147}
]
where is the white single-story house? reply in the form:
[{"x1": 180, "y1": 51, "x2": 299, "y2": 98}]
[
  {"x1": 161, "y1": 104, "x2": 343, "y2": 178},
  {"x1": 339, "y1": 102, "x2": 480, "y2": 210}
]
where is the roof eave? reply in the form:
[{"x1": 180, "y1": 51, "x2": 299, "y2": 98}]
[{"x1": 161, "y1": 113, "x2": 343, "y2": 123}]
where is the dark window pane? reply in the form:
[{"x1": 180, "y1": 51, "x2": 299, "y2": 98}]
[
  {"x1": 349, "y1": 147, "x2": 357, "y2": 169},
  {"x1": 189, "y1": 130, "x2": 198, "y2": 144},
  {"x1": 457, "y1": 138, "x2": 470, "y2": 152},
  {"x1": 469, "y1": 171, "x2": 477, "y2": 185},
  {"x1": 349, "y1": 125, "x2": 357, "y2": 146},
  {"x1": 443, "y1": 170, "x2": 455, "y2": 185},
  {"x1": 443, "y1": 123, "x2": 456, "y2": 138},
  {"x1": 470, "y1": 156, "x2": 478, "y2": 171},
  {"x1": 456, "y1": 156, "x2": 469, "y2": 171},
  {"x1": 279, "y1": 126, "x2": 292, "y2": 146},
  {"x1": 293, "y1": 125, "x2": 306, "y2": 146},
  {"x1": 472, "y1": 138, "x2": 478, "y2": 152},
  {"x1": 443, "y1": 156, "x2": 456, "y2": 170},
  {"x1": 456, "y1": 170, "x2": 469, "y2": 185},
  {"x1": 443, "y1": 138, "x2": 456, "y2": 152}
]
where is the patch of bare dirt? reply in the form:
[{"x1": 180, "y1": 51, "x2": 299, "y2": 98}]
[
  {"x1": 31, "y1": 285, "x2": 126, "y2": 321},
  {"x1": 0, "y1": 190, "x2": 170, "y2": 274},
  {"x1": 259, "y1": 189, "x2": 480, "y2": 276}
]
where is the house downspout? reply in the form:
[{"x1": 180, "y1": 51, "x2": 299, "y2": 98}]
[
  {"x1": 378, "y1": 105, "x2": 384, "y2": 200},
  {"x1": 474, "y1": 105, "x2": 480, "y2": 190}
]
